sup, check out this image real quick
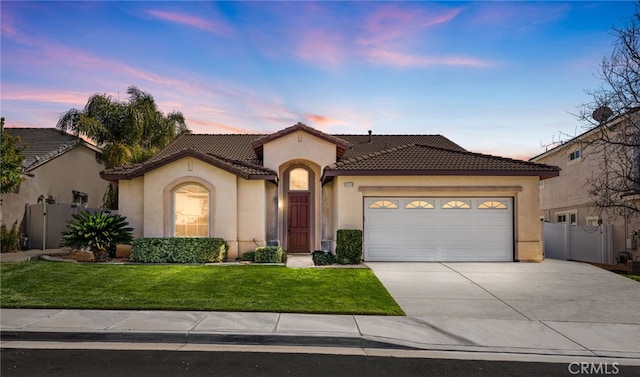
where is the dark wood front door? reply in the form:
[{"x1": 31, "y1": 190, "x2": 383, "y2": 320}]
[{"x1": 288, "y1": 192, "x2": 310, "y2": 252}]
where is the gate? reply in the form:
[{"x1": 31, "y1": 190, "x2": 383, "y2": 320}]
[
  {"x1": 26, "y1": 203, "x2": 101, "y2": 250},
  {"x1": 543, "y1": 222, "x2": 613, "y2": 264}
]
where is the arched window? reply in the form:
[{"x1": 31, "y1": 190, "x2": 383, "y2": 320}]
[
  {"x1": 174, "y1": 184, "x2": 210, "y2": 237},
  {"x1": 442, "y1": 200, "x2": 471, "y2": 209},
  {"x1": 478, "y1": 200, "x2": 508, "y2": 209},
  {"x1": 289, "y1": 168, "x2": 309, "y2": 191},
  {"x1": 369, "y1": 200, "x2": 398, "y2": 209},
  {"x1": 405, "y1": 200, "x2": 434, "y2": 209}
]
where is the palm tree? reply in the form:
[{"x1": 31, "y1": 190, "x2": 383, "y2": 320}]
[{"x1": 57, "y1": 86, "x2": 191, "y2": 208}]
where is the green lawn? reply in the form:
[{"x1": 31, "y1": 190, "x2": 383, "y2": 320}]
[
  {"x1": 0, "y1": 261, "x2": 404, "y2": 315},
  {"x1": 623, "y1": 274, "x2": 640, "y2": 283}
]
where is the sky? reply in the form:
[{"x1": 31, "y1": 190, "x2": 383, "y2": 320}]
[{"x1": 1, "y1": 1, "x2": 637, "y2": 160}]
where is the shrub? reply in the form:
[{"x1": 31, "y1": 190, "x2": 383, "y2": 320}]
[
  {"x1": 130, "y1": 237, "x2": 227, "y2": 263},
  {"x1": 254, "y1": 246, "x2": 284, "y2": 263},
  {"x1": 1, "y1": 221, "x2": 20, "y2": 253},
  {"x1": 312, "y1": 250, "x2": 335, "y2": 266},
  {"x1": 241, "y1": 250, "x2": 256, "y2": 262},
  {"x1": 60, "y1": 211, "x2": 133, "y2": 262},
  {"x1": 335, "y1": 229, "x2": 362, "y2": 265}
]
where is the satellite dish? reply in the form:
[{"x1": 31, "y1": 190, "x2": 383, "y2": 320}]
[{"x1": 592, "y1": 105, "x2": 613, "y2": 123}]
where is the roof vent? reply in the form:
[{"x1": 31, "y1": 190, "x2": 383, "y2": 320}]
[{"x1": 368, "y1": 130, "x2": 372, "y2": 143}]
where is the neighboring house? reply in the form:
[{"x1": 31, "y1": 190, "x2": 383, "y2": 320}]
[
  {"x1": 0, "y1": 128, "x2": 107, "y2": 230},
  {"x1": 530, "y1": 115, "x2": 640, "y2": 261},
  {"x1": 102, "y1": 122, "x2": 559, "y2": 262}
]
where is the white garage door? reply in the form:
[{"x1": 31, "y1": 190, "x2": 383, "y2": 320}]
[{"x1": 364, "y1": 197, "x2": 513, "y2": 262}]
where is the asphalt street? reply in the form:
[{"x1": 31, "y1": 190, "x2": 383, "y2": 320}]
[{"x1": 3, "y1": 349, "x2": 640, "y2": 377}]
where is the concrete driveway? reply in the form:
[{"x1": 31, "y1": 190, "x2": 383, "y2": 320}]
[{"x1": 366, "y1": 259, "x2": 640, "y2": 324}]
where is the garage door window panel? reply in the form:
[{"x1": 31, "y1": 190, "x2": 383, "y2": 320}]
[
  {"x1": 405, "y1": 200, "x2": 434, "y2": 209},
  {"x1": 478, "y1": 200, "x2": 508, "y2": 209},
  {"x1": 442, "y1": 200, "x2": 471, "y2": 209},
  {"x1": 369, "y1": 200, "x2": 398, "y2": 209}
]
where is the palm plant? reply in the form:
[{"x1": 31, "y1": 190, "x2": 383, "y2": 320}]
[
  {"x1": 60, "y1": 211, "x2": 133, "y2": 262},
  {"x1": 57, "y1": 86, "x2": 191, "y2": 209}
]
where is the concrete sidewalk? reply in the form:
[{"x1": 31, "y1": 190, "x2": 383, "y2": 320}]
[
  {"x1": 0, "y1": 248, "x2": 69, "y2": 263},
  {"x1": 1, "y1": 308, "x2": 639, "y2": 365}
]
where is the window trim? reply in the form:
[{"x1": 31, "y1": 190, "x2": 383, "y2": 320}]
[
  {"x1": 173, "y1": 183, "x2": 210, "y2": 237},
  {"x1": 556, "y1": 210, "x2": 578, "y2": 225},
  {"x1": 163, "y1": 176, "x2": 215, "y2": 237},
  {"x1": 288, "y1": 167, "x2": 310, "y2": 191}
]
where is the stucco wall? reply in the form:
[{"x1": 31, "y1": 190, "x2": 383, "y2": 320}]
[
  {"x1": 263, "y1": 131, "x2": 337, "y2": 251},
  {"x1": 534, "y1": 143, "x2": 640, "y2": 256},
  {"x1": 117, "y1": 156, "x2": 271, "y2": 260},
  {"x1": 1, "y1": 145, "x2": 107, "y2": 229},
  {"x1": 330, "y1": 175, "x2": 544, "y2": 261},
  {"x1": 118, "y1": 177, "x2": 144, "y2": 238},
  {"x1": 262, "y1": 130, "x2": 336, "y2": 172},
  {"x1": 237, "y1": 178, "x2": 267, "y2": 256}
]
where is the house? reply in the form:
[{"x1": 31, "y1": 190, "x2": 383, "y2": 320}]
[
  {"x1": 530, "y1": 113, "x2": 640, "y2": 262},
  {"x1": 0, "y1": 128, "x2": 107, "y2": 231},
  {"x1": 101, "y1": 122, "x2": 559, "y2": 262}
]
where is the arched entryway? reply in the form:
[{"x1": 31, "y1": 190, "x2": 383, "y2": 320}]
[{"x1": 283, "y1": 165, "x2": 315, "y2": 253}]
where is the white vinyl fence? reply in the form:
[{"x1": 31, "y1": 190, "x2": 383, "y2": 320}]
[{"x1": 543, "y1": 222, "x2": 613, "y2": 264}]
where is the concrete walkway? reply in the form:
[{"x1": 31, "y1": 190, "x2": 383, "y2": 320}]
[{"x1": 0, "y1": 248, "x2": 69, "y2": 263}]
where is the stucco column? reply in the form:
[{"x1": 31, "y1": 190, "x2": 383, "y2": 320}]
[{"x1": 267, "y1": 182, "x2": 279, "y2": 246}]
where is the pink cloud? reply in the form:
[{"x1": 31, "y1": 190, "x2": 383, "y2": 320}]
[
  {"x1": 471, "y1": 3, "x2": 569, "y2": 29},
  {"x1": 1, "y1": 85, "x2": 90, "y2": 106},
  {"x1": 360, "y1": 6, "x2": 462, "y2": 46},
  {"x1": 145, "y1": 10, "x2": 232, "y2": 36},
  {"x1": 296, "y1": 30, "x2": 346, "y2": 67},
  {"x1": 286, "y1": 4, "x2": 491, "y2": 70},
  {"x1": 305, "y1": 114, "x2": 332, "y2": 124},
  {"x1": 364, "y1": 48, "x2": 493, "y2": 68},
  {"x1": 186, "y1": 118, "x2": 259, "y2": 134}
]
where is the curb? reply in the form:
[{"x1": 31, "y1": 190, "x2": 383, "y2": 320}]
[{"x1": 0, "y1": 331, "x2": 415, "y2": 350}]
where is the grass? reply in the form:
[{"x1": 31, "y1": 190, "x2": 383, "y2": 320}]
[
  {"x1": 622, "y1": 274, "x2": 640, "y2": 283},
  {"x1": 0, "y1": 261, "x2": 404, "y2": 315}
]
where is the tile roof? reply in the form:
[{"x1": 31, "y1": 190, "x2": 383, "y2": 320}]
[
  {"x1": 101, "y1": 148, "x2": 277, "y2": 181},
  {"x1": 100, "y1": 124, "x2": 559, "y2": 181},
  {"x1": 4, "y1": 128, "x2": 101, "y2": 171},
  {"x1": 322, "y1": 144, "x2": 560, "y2": 182},
  {"x1": 337, "y1": 134, "x2": 465, "y2": 158}
]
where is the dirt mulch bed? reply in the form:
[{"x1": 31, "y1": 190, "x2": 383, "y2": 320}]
[{"x1": 46, "y1": 251, "x2": 130, "y2": 263}]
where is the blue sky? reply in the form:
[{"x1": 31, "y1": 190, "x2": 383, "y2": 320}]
[{"x1": 1, "y1": 1, "x2": 636, "y2": 159}]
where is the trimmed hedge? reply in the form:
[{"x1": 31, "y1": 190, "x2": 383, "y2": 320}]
[
  {"x1": 312, "y1": 250, "x2": 335, "y2": 266},
  {"x1": 254, "y1": 246, "x2": 285, "y2": 263},
  {"x1": 335, "y1": 229, "x2": 362, "y2": 265},
  {"x1": 130, "y1": 237, "x2": 227, "y2": 263},
  {"x1": 240, "y1": 250, "x2": 256, "y2": 262}
]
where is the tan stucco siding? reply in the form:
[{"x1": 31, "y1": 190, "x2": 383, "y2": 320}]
[
  {"x1": 142, "y1": 157, "x2": 239, "y2": 253},
  {"x1": 237, "y1": 178, "x2": 267, "y2": 256},
  {"x1": 535, "y1": 147, "x2": 597, "y2": 217},
  {"x1": 262, "y1": 130, "x2": 337, "y2": 172},
  {"x1": 1, "y1": 145, "x2": 107, "y2": 228},
  {"x1": 118, "y1": 177, "x2": 144, "y2": 238},
  {"x1": 263, "y1": 131, "x2": 337, "y2": 252},
  {"x1": 331, "y1": 175, "x2": 543, "y2": 261}
]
